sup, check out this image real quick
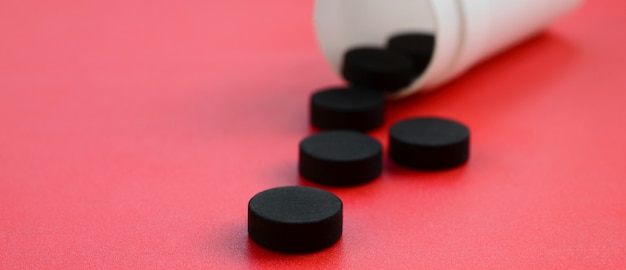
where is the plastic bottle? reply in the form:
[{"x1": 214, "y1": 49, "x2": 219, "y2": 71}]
[{"x1": 314, "y1": 0, "x2": 583, "y2": 97}]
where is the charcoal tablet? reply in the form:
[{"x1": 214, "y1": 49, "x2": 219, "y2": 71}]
[
  {"x1": 387, "y1": 33, "x2": 435, "y2": 76},
  {"x1": 311, "y1": 87, "x2": 385, "y2": 131},
  {"x1": 299, "y1": 130, "x2": 382, "y2": 186},
  {"x1": 248, "y1": 186, "x2": 343, "y2": 253},
  {"x1": 341, "y1": 47, "x2": 417, "y2": 92},
  {"x1": 389, "y1": 117, "x2": 470, "y2": 170}
]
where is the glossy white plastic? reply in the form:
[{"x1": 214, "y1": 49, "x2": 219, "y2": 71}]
[{"x1": 314, "y1": 0, "x2": 583, "y2": 97}]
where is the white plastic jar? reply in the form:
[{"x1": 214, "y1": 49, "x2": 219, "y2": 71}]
[{"x1": 314, "y1": 0, "x2": 583, "y2": 97}]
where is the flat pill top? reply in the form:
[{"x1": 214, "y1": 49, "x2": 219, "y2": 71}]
[
  {"x1": 248, "y1": 186, "x2": 342, "y2": 224},
  {"x1": 312, "y1": 87, "x2": 384, "y2": 112},
  {"x1": 390, "y1": 117, "x2": 469, "y2": 147},
  {"x1": 343, "y1": 48, "x2": 414, "y2": 74},
  {"x1": 300, "y1": 131, "x2": 382, "y2": 162}
]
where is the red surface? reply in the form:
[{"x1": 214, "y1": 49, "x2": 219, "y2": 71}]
[{"x1": 1, "y1": 0, "x2": 626, "y2": 269}]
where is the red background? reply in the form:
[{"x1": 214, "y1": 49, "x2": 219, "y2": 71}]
[{"x1": 1, "y1": 0, "x2": 626, "y2": 268}]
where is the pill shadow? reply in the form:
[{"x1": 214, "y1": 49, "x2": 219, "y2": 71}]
[
  {"x1": 293, "y1": 152, "x2": 466, "y2": 187},
  {"x1": 202, "y1": 222, "x2": 249, "y2": 265},
  {"x1": 202, "y1": 222, "x2": 343, "y2": 267},
  {"x1": 383, "y1": 154, "x2": 470, "y2": 183},
  {"x1": 244, "y1": 231, "x2": 346, "y2": 267},
  {"x1": 297, "y1": 173, "x2": 385, "y2": 192},
  {"x1": 204, "y1": 214, "x2": 344, "y2": 264},
  {"x1": 263, "y1": 159, "x2": 380, "y2": 192}
]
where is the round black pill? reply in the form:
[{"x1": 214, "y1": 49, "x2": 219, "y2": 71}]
[
  {"x1": 311, "y1": 87, "x2": 385, "y2": 131},
  {"x1": 299, "y1": 130, "x2": 382, "y2": 186},
  {"x1": 389, "y1": 117, "x2": 470, "y2": 170},
  {"x1": 341, "y1": 47, "x2": 417, "y2": 92},
  {"x1": 248, "y1": 186, "x2": 343, "y2": 253},
  {"x1": 387, "y1": 33, "x2": 435, "y2": 77}
]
